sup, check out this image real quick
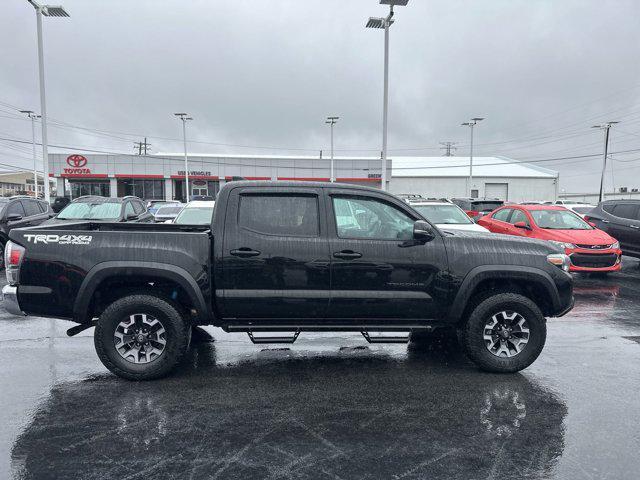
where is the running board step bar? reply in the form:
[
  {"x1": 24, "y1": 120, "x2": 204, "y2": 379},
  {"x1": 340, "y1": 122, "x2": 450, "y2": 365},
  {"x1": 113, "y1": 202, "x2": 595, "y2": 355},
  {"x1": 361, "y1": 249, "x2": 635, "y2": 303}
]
[
  {"x1": 247, "y1": 331, "x2": 300, "y2": 344},
  {"x1": 361, "y1": 331, "x2": 410, "y2": 344}
]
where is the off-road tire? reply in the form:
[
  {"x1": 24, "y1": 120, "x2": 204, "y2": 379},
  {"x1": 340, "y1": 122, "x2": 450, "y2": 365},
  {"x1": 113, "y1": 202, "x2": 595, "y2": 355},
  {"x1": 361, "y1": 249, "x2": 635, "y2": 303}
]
[
  {"x1": 460, "y1": 293, "x2": 546, "y2": 373},
  {"x1": 94, "y1": 294, "x2": 190, "y2": 380}
]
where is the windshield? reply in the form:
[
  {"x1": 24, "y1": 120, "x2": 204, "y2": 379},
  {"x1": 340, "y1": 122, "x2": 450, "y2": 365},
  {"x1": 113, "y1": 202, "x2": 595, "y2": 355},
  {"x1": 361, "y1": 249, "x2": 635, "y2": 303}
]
[
  {"x1": 531, "y1": 209, "x2": 593, "y2": 230},
  {"x1": 413, "y1": 204, "x2": 472, "y2": 225},
  {"x1": 472, "y1": 201, "x2": 503, "y2": 212},
  {"x1": 572, "y1": 206, "x2": 594, "y2": 214},
  {"x1": 156, "y1": 206, "x2": 183, "y2": 215},
  {"x1": 58, "y1": 202, "x2": 121, "y2": 220},
  {"x1": 174, "y1": 207, "x2": 214, "y2": 225}
]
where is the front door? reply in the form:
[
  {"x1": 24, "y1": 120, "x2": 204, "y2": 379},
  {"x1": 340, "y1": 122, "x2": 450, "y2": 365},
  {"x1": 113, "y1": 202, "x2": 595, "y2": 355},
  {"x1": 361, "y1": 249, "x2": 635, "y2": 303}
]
[
  {"x1": 326, "y1": 191, "x2": 449, "y2": 321},
  {"x1": 221, "y1": 187, "x2": 330, "y2": 320}
]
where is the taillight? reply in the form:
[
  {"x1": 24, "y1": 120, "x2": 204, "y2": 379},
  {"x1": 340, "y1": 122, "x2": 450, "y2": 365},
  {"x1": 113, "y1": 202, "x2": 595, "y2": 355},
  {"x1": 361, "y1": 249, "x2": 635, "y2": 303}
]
[{"x1": 5, "y1": 241, "x2": 25, "y2": 285}]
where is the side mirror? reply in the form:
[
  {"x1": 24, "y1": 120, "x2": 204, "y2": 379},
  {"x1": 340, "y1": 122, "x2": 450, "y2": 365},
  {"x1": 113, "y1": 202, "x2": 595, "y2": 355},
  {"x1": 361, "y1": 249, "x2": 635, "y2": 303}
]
[
  {"x1": 413, "y1": 220, "x2": 435, "y2": 242},
  {"x1": 588, "y1": 221, "x2": 596, "y2": 227},
  {"x1": 514, "y1": 221, "x2": 531, "y2": 230},
  {"x1": 125, "y1": 213, "x2": 139, "y2": 221},
  {"x1": 6, "y1": 214, "x2": 22, "y2": 222}
]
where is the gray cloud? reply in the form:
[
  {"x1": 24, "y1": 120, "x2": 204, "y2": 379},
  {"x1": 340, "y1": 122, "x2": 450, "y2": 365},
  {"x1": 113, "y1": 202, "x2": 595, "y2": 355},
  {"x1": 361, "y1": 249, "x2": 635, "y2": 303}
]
[{"x1": 1, "y1": 0, "x2": 640, "y2": 192}]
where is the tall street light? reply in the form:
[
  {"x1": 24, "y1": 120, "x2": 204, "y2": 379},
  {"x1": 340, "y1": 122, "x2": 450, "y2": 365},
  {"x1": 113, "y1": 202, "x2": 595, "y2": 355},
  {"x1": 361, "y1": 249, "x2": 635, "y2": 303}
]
[
  {"x1": 461, "y1": 117, "x2": 484, "y2": 197},
  {"x1": 592, "y1": 121, "x2": 619, "y2": 203},
  {"x1": 325, "y1": 116, "x2": 339, "y2": 182},
  {"x1": 174, "y1": 113, "x2": 193, "y2": 202},
  {"x1": 366, "y1": 0, "x2": 409, "y2": 191},
  {"x1": 19, "y1": 110, "x2": 41, "y2": 198},
  {"x1": 26, "y1": 1, "x2": 70, "y2": 202}
]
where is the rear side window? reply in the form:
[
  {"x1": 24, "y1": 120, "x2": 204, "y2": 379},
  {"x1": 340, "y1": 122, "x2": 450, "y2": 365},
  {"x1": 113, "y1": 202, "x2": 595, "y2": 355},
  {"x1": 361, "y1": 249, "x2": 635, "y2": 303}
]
[
  {"x1": 239, "y1": 194, "x2": 319, "y2": 237},
  {"x1": 132, "y1": 201, "x2": 145, "y2": 214},
  {"x1": 22, "y1": 200, "x2": 41, "y2": 217},
  {"x1": 6, "y1": 201, "x2": 25, "y2": 218},
  {"x1": 37, "y1": 201, "x2": 48, "y2": 213},
  {"x1": 492, "y1": 208, "x2": 512, "y2": 222},
  {"x1": 612, "y1": 203, "x2": 638, "y2": 220}
]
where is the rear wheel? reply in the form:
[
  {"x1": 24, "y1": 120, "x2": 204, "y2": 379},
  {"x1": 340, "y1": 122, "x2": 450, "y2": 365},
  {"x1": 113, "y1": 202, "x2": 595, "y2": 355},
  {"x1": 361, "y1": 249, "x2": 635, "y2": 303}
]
[
  {"x1": 460, "y1": 293, "x2": 546, "y2": 373},
  {"x1": 94, "y1": 294, "x2": 190, "y2": 380}
]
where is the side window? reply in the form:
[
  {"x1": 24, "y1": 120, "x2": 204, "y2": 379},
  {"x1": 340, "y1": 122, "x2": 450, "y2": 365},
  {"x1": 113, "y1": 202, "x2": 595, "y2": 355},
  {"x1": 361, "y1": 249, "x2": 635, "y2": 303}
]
[
  {"x1": 22, "y1": 200, "x2": 41, "y2": 217},
  {"x1": 37, "y1": 201, "x2": 48, "y2": 213},
  {"x1": 7, "y1": 201, "x2": 25, "y2": 218},
  {"x1": 492, "y1": 208, "x2": 512, "y2": 222},
  {"x1": 132, "y1": 201, "x2": 145, "y2": 214},
  {"x1": 612, "y1": 204, "x2": 638, "y2": 220},
  {"x1": 509, "y1": 209, "x2": 530, "y2": 225},
  {"x1": 239, "y1": 194, "x2": 319, "y2": 237},
  {"x1": 332, "y1": 196, "x2": 414, "y2": 240},
  {"x1": 124, "y1": 202, "x2": 135, "y2": 218},
  {"x1": 602, "y1": 203, "x2": 615, "y2": 214}
]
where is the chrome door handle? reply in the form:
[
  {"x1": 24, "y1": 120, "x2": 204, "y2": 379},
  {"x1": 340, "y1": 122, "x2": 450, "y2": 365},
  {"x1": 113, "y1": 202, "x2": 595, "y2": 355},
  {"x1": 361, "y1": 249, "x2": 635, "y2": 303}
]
[
  {"x1": 601, "y1": 220, "x2": 609, "y2": 223},
  {"x1": 630, "y1": 225, "x2": 640, "y2": 229},
  {"x1": 230, "y1": 248, "x2": 261, "y2": 257},
  {"x1": 333, "y1": 250, "x2": 362, "y2": 259}
]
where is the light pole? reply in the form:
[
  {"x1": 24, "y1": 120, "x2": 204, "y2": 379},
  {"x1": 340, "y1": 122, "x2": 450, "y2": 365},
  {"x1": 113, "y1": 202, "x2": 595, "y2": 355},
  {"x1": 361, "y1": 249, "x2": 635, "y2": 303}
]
[
  {"x1": 592, "y1": 121, "x2": 619, "y2": 203},
  {"x1": 174, "y1": 113, "x2": 193, "y2": 202},
  {"x1": 19, "y1": 110, "x2": 41, "y2": 197},
  {"x1": 26, "y1": 1, "x2": 69, "y2": 202},
  {"x1": 325, "y1": 116, "x2": 339, "y2": 182},
  {"x1": 366, "y1": 0, "x2": 409, "y2": 191},
  {"x1": 461, "y1": 117, "x2": 484, "y2": 197}
]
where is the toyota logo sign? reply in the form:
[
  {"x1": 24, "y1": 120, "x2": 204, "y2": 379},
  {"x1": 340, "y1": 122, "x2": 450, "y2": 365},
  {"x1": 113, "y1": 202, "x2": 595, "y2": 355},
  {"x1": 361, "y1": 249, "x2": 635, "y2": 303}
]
[
  {"x1": 63, "y1": 154, "x2": 92, "y2": 175},
  {"x1": 66, "y1": 155, "x2": 88, "y2": 168}
]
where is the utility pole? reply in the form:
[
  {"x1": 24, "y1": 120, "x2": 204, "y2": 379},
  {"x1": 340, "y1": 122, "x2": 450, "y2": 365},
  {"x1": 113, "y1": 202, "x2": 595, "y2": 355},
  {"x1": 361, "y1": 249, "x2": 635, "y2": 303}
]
[
  {"x1": 325, "y1": 116, "x2": 339, "y2": 182},
  {"x1": 20, "y1": 110, "x2": 41, "y2": 197},
  {"x1": 461, "y1": 117, "x2": 484, "y2": 197},
  {"x1": 133, "y1": 138, "x2": 152, "y2": 155},
  {"x1": 592, "y1": 121, "x2": 619, "y2": 202},
  {"x1": 366, "y1": 0, "x2": 410, "y2": 191},
  {"x1": 439, "y1": 141, "x2": 457, "y2": 157},
  {"x1": 174, "y1": 113, "x2": 193, "y2": 202},
  {"x1": 27, "y1": 1, "x2": 70, "y2": 202}
]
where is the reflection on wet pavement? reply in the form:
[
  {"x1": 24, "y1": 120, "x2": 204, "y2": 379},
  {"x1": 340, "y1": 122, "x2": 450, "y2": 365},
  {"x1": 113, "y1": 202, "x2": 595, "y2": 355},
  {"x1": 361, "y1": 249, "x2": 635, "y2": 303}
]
[
  {"x1": 1, "y1": 259, "x2": 640, "y2": 479},
  {"x1": 10, "y1": 342, "x2": 567, "y2": 480}
]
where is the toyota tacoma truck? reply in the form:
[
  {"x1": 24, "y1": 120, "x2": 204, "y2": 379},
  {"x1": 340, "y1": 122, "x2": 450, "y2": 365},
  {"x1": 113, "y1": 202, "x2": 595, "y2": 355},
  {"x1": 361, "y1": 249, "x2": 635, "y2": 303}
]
[{"x1": 2, "y1": 182, "x2": 574, "y2": 380}]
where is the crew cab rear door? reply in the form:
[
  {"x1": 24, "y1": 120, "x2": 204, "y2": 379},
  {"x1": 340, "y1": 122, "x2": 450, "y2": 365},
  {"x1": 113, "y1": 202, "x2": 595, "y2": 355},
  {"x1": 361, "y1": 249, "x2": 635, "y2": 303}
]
[
  {"x1": 326, "y1": 189, "x2": 449, "y2": 321},
  {"x1": 220, "y1": 186, "x2": 331, "y2": 319}
]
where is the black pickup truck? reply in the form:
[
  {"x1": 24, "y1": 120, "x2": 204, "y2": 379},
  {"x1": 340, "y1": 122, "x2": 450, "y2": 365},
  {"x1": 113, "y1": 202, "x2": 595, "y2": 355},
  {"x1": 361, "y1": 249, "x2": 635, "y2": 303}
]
[{"x1": 2, "y1": 181, "x2": 574, "y2": 380}]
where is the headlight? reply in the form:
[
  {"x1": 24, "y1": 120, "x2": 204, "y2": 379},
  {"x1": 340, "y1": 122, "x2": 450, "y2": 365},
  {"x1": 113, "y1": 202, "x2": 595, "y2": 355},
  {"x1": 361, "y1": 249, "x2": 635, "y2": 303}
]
[
  {"x1": 549, "y1": 240, "x2": 575, "y2": 250},
  {"x1": 611, "y1": 241, "x2": 620, "y2": 249},
  {"x1": 547, "y1": 253, "x2": 570, "y2": 272}
]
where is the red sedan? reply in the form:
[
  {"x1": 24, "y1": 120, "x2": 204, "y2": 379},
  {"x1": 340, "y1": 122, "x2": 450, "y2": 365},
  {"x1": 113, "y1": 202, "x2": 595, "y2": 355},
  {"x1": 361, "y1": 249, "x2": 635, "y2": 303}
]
[{"x1": 478, "y1": 205, "x2": 622, "y2": 272}]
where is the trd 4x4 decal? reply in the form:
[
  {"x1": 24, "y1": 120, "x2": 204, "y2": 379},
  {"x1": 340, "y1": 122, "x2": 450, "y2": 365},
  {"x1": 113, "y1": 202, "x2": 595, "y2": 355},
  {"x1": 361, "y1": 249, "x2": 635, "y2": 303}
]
[{"x1": 23, "y1": 234, "x2": 93, "y2": 245}]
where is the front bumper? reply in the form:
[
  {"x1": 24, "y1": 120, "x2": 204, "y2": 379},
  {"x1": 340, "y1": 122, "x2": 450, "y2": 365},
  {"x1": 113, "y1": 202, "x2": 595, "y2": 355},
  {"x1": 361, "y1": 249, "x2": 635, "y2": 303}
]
[
  {"x1": 2, "y1": 285, "x2": 25, "y2": 316},
  {"x1": 567, "y1": 248, "x2": 622, "y2": 272}
]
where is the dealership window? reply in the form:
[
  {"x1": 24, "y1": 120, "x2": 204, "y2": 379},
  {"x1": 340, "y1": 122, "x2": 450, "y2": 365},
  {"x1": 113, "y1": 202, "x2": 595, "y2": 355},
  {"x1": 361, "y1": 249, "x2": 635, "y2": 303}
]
[
  {"x1": 70, "y1": 181, "x2": 110, "y2": 199},
  {"x1": 118, "y1": 179, "x2": 165, "y2": 200}
]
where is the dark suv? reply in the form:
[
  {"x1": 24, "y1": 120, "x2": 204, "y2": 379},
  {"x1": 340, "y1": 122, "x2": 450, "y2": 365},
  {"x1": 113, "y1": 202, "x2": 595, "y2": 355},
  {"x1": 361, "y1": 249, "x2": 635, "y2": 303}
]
[
  {"x1": 0, "y1": 196, "x2": 53, "y2": 267},
  {"x1": 47, "y1": 195, "x2": 153, "y2": 225},
  {"x1": 585, "y1": 200, "x2": 640, "y2": 258}
]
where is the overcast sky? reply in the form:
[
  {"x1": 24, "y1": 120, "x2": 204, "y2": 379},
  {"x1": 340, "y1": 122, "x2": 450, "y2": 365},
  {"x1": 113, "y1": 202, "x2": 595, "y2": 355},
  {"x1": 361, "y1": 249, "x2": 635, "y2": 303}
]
[{"x1": 2, "y1": 0, "x2": 640, "y2": 192}]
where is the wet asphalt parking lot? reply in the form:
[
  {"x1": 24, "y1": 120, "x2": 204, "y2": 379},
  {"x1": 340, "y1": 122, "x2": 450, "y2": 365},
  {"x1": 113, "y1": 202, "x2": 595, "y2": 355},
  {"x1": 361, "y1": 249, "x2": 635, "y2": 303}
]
[{"x1": 1, "y1": 262, "x2": 640, "y2": 480}]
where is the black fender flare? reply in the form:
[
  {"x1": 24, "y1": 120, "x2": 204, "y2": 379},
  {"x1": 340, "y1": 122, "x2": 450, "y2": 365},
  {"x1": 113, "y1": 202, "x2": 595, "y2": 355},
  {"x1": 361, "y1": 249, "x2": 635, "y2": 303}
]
[
  {"x1": 448, "y1": 265, "x2": 560, "y2": 322},
  {"x1": 73, "y1": 261, "x2": 210, "y2": 323}
]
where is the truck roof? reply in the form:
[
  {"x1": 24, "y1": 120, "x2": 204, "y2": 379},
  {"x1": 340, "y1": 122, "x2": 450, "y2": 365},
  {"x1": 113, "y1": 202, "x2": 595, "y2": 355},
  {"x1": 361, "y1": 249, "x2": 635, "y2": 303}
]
[{"x1": 222, "y1": 180, "x2": 380, "y2": 192}]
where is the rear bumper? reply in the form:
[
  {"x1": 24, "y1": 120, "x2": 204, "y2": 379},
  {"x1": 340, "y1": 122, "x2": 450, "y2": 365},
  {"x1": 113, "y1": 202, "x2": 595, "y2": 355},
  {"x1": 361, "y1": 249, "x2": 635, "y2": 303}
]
[{"x1": 2, "y1": 285, "x2": 25, "y2": 316}]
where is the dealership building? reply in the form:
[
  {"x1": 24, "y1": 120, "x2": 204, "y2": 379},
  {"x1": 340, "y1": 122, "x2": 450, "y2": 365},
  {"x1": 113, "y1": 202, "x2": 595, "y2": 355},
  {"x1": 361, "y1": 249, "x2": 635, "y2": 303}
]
[{"x1": 49, "y1": 153, "x2": 558, "y2": 203}]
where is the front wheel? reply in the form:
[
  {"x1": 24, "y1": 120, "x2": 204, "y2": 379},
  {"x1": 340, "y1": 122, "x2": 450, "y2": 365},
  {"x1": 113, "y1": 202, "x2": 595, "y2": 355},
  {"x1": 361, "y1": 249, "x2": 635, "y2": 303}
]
[
  {"x1": 94, "y1": 294, "x2": 191, "y2": 380},
  {"x1": 460, "y1": 293, "x2": 546, "y2": 373}
]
